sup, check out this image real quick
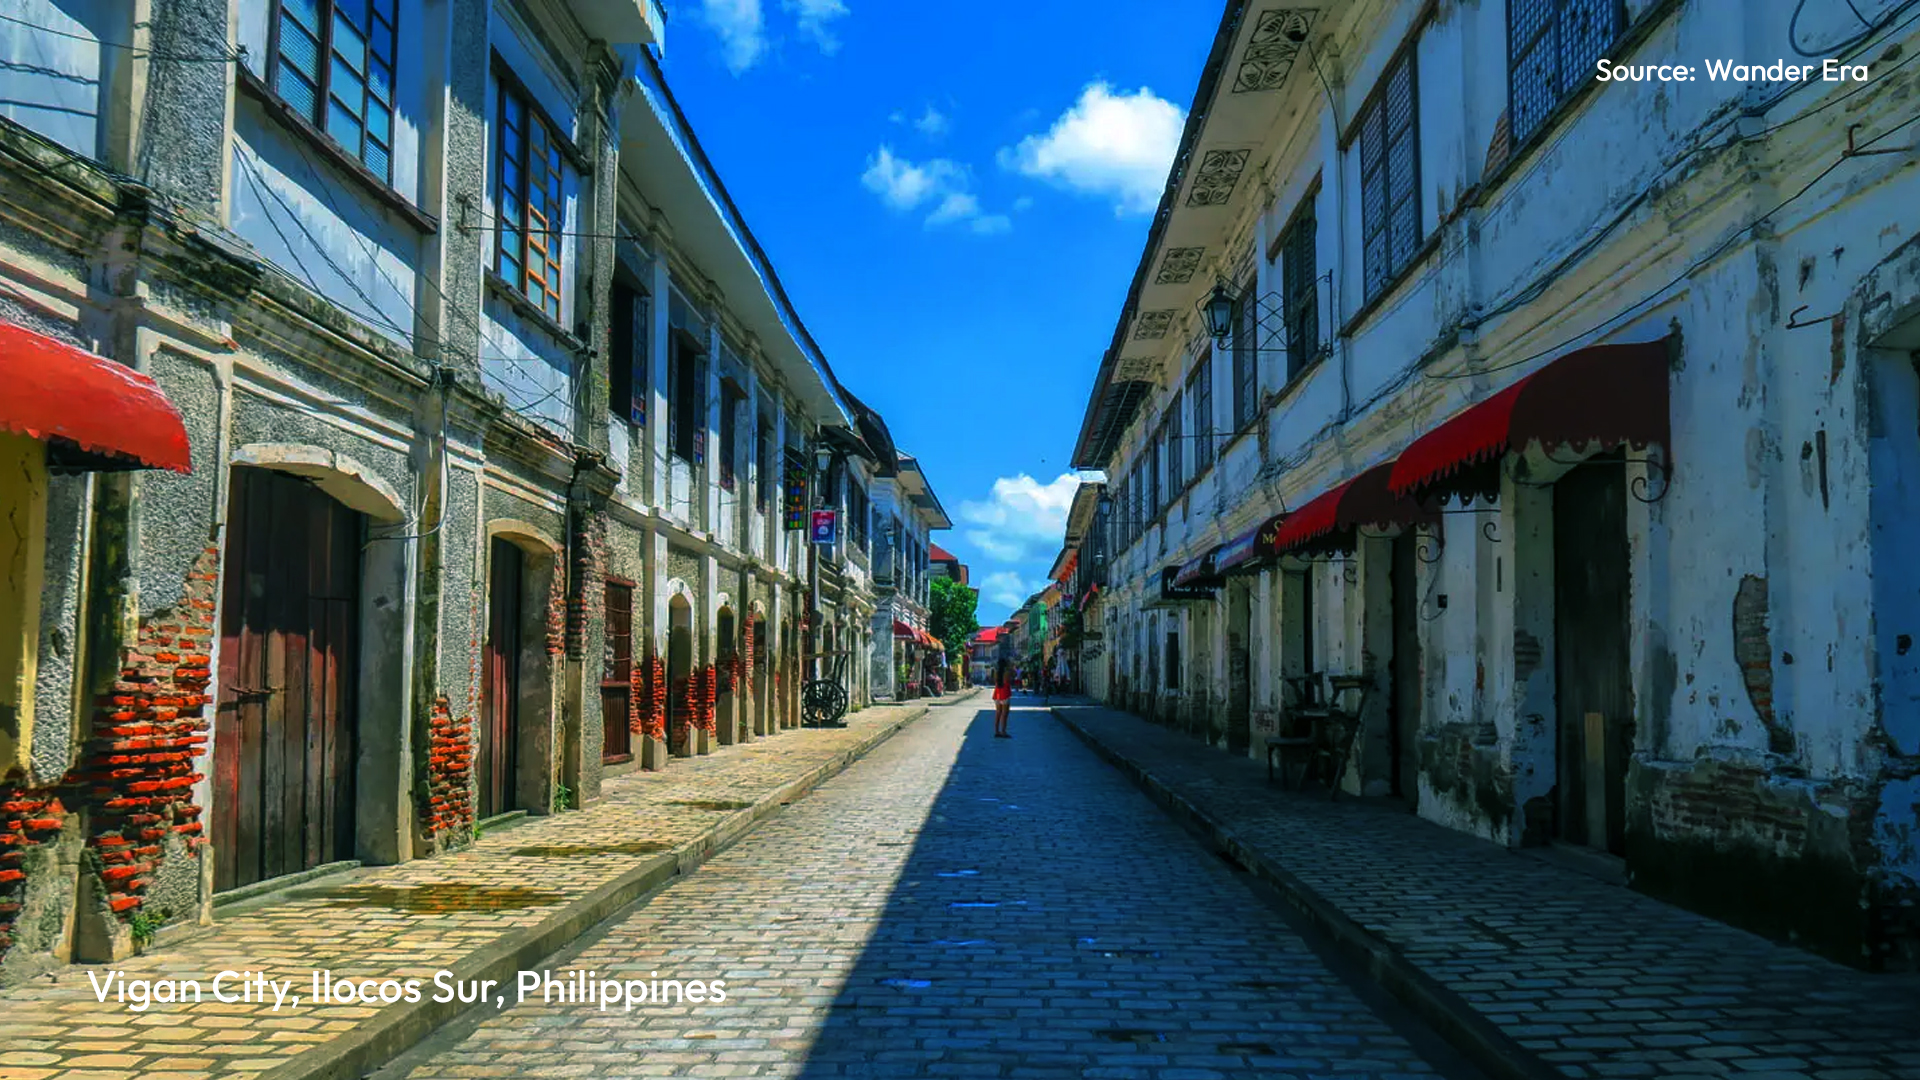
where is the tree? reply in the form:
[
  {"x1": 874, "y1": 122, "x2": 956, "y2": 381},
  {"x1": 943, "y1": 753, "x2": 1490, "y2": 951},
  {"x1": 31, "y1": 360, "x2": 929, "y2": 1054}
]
[{"x1": 928, "y1": 577, "x2": 980, "y2": 662}]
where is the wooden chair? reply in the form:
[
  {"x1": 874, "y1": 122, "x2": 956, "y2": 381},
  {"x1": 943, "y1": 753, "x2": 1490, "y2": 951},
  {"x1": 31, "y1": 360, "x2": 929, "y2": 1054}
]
[
  {"x1": 1267, "y1": 673, "x2": 1329, "y2": 788},
  {"x1": 1314, "y1": 676, "x2": 1373, "y2": 801}
]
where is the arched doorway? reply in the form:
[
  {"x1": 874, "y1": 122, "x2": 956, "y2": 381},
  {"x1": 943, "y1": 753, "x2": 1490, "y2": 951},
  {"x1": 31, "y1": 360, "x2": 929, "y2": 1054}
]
[
  {"x1": 751, "y1": 613, "x2": 770, "y2": 736},
  {"x1": 480, "y1": 533, "x2": 556, "y2": 819},
  {"x1": 214, "y1": 466, "x2": 363, "y2": 891},
  {"x1": 716, "y1": 605, "x2": 737, "y2": 745},
  {"x1": 668, "y1": 596, "x2": 694, "y2": 757}
]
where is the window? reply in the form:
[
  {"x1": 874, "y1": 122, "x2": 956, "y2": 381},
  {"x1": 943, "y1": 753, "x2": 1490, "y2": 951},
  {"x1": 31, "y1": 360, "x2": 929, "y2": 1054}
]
[
  {"x1": 1232, "y1": 283, "x2": 1259, "y2": 430},
  {"x1": 719, "y1": 380, "x2": 744, "y2": 491},
  {"x1": 608, "y1": 282, "x2": 648, "y2": 425},
  {"x1": 1190, "y1": 350, "x2": 1214, "y2": 470},
  {"x1": 1279, "y1": 208, "x2": 1318, "y2": 382},
  {"x1": 755, "y1": 417, "x2": 772, "y2": 509},
  {"x1": 1358, "y1": 48, "x2": 1420, "y2": 304},
  {"x1": 601, "y1": 581, "x2": 633, "y2": 762},
  {"x1": 1166, "y1": 392, "x2": 1184, "y2": 496},
  {"x1": 1165, "y1": 630, "x2": 1181, "y2": 691},
  {"x1": 669, "y1": 332, "x2": 705, "y2": 464},
  {"x1": 275, "y1": 0, "x2": 398, "y2": 180},
  {"x1": 494, "y1": 76, "x2": 566, "y2": 320},
  {"x1": 1510, "y1": 0, "x2": 1624, "y2": 148},
  {"x1": 1147, "y1": 434, "x2": 1161, "y2": 517},
  {"x1": 849, "y1": 482, "x2": 869, "y2": 549}
]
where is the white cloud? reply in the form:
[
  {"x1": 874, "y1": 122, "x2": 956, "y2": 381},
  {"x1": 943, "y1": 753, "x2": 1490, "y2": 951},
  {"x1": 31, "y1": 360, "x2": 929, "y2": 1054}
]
[
  {"x1": 1012, "y1": 195, "x2": 1035, "y2": 212},
  {"x1": 958, "y1": 472, "x2": 1079, "y2": 565},
  {"x1": 980, "y1": 570, "x2": 1050, "y2": 611},
  {"x1": 914, "y1": 104, "x2": 950, "y2": 137},
  {"x1": 1002, "y1": 82, "x2": 1185, "y2": 216},
  {"x1": 701, "y1": 0, "x2": 766, "y2": 74},
  {"x1": 782, "y1": 0, "x2": 849, "y2": 53},
  {"x1": 860, "y1": 147, "x2": 1011, "y2": 235}
]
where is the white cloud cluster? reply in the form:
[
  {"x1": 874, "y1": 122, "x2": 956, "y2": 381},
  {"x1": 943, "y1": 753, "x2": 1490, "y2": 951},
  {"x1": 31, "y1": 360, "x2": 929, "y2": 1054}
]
[
  {"x1": 782, "y1": 0, "x2": 849, "y2": 53},
  {"x1": 979, "y1": 570, "x2": 1052, "y2": 611},
  {"x1": 1001, "y1": 82, "x2": 1184, "y2": 216},
  {"x1": 860, "y1": 147, "x2": 1010, "y2": 235},
  {"x1": 957, "y1": 473, "x2": 1079, "y2": 564},
  {"x1": 701, "y1": 0, "x2": 847, "y2": 73}
]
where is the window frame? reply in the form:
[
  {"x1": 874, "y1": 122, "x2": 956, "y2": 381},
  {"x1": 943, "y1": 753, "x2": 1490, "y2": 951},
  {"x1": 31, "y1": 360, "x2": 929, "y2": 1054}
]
[
  {"x1": 755, "y1": 416, "x2": 773, "y2": 510},
  {"x1": 1508, "y1": 0, "x2": 1627, "y2": 150},
  {"x1": 1356, "y1": 43, "x2": 1422, "y2": 306},
  {"x1": 492, "y1": 60, "x2": 569, "y2": 322},
  {"x1": 1274, "y1": 193, "x2": 1320, "y2": 383},
  {"x1": 608, "y1": 280, "x2": 648, "y2": 426},
  {"x1": 601, "y1": 578, "x2": 634, "y2": 764},
  {"x1": 718, "y1": 378, "x2": 745, "y2": 491},
  {"x1": 668, "y1": 329, "x2": 706, "y2": 465},
  {"x1": 1189, "y1": 349, "x2": 1214, "y2": 471},
  {"x1": 270, "y1": 0, "x2": 399, "y2": 182},
  {"x1": 1166, "y1": 391, "x2": 1184, "y2": 498},
  {"x1": 1231, "y1": 281, "x2": 1260, "y2": 431}
]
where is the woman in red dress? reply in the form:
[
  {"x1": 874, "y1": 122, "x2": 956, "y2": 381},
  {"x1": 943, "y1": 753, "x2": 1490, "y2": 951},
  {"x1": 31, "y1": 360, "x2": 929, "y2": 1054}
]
[{"x1": 992, "y1": 660, "x2": 1013, "y2": 738}]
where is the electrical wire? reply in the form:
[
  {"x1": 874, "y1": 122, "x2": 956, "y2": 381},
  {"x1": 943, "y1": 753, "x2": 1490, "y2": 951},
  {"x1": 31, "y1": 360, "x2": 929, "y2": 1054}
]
[
  {"x1": 0, "y1": 10, "x2": 242, "y2": 61},
  {"x1": 1429, "y1": 109, "x2": 1920, "y2": 382}
]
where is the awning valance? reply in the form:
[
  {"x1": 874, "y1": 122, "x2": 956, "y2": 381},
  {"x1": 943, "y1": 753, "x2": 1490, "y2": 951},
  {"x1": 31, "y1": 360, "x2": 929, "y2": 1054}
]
[
  {"x1": 1271, "y1": 462, "x2": 1435, "y2": 555},
  {"x1": 1388, "y1": 339, "x2": 1672, "y2": 504},
  {"x1": 0, "y1": 321, "x2": 192, "y2": 473},
  {"x1": 893, "y1": 620, "x2": 917, "y2": 641},
  {"x1": 1214, "y1": 513, "x2": 1287, "y2": 575},
  {"x1": 1171, "y1": 547, "x2": 1225, "y2": 589}
]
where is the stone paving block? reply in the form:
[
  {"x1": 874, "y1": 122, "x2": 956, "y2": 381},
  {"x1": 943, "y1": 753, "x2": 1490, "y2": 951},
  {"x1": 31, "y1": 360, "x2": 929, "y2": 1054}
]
[
  {"x1": 1050, "y1": 704, "x2": 1920, "y2": 1080},
  {"x1": 0, "y1": 701, "x2": 942, "y2": 1079}
]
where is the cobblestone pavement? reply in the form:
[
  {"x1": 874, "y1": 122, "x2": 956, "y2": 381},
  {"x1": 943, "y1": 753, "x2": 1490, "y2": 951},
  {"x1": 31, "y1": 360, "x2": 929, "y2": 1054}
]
[
  {"x1": 1051, "y1": 704, "x2": 1920, "y2": 1080},
  {"x1": 380, "y1": 696, "x2": 1458, "y2": 1080},
  {"x1": 0, "y1": 700, "x2": 944, "y2": 1080}
]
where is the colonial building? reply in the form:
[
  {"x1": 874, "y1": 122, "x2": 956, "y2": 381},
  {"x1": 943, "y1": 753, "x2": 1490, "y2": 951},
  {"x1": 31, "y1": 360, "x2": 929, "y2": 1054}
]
[
  {"x1": 869, "y1": 453, "x2": 953, "y2": 701},
  {"x1": 1073, "y1": 0, "x2": 1920, "y2": 968},
  {"x1": 0, "y1": 0, "x2": 916, "y2": 982}
]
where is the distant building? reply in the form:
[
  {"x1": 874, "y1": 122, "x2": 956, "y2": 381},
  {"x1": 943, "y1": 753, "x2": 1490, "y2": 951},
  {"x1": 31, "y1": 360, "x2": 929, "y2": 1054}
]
[
  {"x1": 930, "y1": 543, "x2": 968, "y2": 585},
  {"x1": 967, "y1": 627, "x2": 1002, "y2": 684}
]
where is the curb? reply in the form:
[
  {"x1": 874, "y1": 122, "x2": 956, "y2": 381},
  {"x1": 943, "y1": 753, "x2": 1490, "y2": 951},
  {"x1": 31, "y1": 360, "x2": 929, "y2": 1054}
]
[
  {"x1": 1049, "y1": 705, "x2": 1556, "y2": 1080},
  {"x1": 260, "y1": 701, "x2": 942, "y2": 1080}
]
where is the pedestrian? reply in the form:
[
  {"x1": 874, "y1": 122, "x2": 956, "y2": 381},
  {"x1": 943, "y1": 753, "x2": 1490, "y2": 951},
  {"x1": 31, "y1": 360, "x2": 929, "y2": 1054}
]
[{"x1": 992, "y1": 659, "x2": 1013, "y2": 738}]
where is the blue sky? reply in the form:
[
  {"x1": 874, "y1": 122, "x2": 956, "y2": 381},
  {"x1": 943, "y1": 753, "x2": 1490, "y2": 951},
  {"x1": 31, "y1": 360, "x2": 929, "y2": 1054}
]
[{"x1": 657, "y1": 0, "x2": 1218, "y2": 623}]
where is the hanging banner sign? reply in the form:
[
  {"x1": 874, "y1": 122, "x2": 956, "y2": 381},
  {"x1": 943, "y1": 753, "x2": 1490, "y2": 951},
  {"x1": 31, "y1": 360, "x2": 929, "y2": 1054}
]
[
  {"x1": 784, "y1": 449, "x2": 809, "y2": 530},
  {"x1": 810, "y1": 509, "x2": 838, "y2": 545}
]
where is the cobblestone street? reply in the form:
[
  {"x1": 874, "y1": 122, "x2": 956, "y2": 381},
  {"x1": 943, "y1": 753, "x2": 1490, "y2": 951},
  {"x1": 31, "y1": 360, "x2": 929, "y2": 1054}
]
[{"x1": 379, "y1": 697, "x2": 1461, "y2": 1080}]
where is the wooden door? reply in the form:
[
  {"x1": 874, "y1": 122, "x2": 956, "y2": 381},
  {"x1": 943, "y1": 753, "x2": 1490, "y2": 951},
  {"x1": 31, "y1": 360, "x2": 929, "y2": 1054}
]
[
  {"x1": 214, "y1": 468, "x2": 360, "y2": 893},
  {"x1": 1390, "y1": 533, "x2": 1421, "y2": 805},
  {"x1": 482, "y1": 538, "x2": 523, "y2": 818},
  {"x1": 601, "y1": 581, "x2": 633, "y2": 763},
  {"x1": 1552, "y1": 455, "x2": 1632, "y2": 853}
]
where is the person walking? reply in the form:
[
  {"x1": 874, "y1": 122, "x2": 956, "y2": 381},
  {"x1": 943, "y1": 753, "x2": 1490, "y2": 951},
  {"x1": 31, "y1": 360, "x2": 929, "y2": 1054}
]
[{"x1": 992, "y1": 659, "x2": 1013, "y2": 738}]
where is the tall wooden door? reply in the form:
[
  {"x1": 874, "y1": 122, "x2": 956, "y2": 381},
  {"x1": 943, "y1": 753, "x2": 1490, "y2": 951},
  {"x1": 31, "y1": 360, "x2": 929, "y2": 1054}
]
[
  {"x1": 1552, "y1": 456, "x2": 1633, "y2": 854},
  {"x1": 481, "y1": 539, "x2": 523, "y2": 818},
  {"x1": 1390, "y1": 533, "x2": 1421, "y2": 805},
  {"x1": 215, "y1": 468, "x2": 361, "y2": 893},
  {"x1": 601, "y1": 581, "x2": 633, "y2": 764}
]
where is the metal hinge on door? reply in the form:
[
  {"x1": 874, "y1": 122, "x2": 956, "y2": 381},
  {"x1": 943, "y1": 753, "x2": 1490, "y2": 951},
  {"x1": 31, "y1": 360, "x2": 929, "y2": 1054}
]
[{"x1": 229, "y1": 685, "x2": 284, "y2": 700}]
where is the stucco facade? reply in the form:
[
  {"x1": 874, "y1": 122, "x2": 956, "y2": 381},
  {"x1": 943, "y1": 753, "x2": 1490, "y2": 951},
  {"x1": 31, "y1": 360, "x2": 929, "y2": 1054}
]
[{"x1": 1074, "y1": 0, "x2": 1920, "y2": 969}]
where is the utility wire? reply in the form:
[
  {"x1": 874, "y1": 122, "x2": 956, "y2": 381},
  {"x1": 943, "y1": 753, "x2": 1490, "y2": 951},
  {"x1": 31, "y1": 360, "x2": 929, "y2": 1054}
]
[
  {"x1": 1428, "y1": 109, "x2": 1920, "y2": 382},
  {"x1": 0, "y1": 10, "x2": 242, "y2": 61}
]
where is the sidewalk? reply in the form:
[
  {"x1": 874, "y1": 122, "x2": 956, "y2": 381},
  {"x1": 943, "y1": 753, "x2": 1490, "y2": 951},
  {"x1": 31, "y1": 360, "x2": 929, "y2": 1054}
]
[
  {"x1": 1051, "y1": 702, "x2": 1920, "y2": 1080},
  {"x1": 0, "y1": 694, "x2": 968, "y2": 1080}
]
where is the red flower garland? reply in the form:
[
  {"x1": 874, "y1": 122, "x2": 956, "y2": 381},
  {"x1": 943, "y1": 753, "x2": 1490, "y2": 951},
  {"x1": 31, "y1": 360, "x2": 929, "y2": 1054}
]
[
  {"x1": 647, "y1": 654, "x2": 667, "y2": 742},
  {"x1": 628, "y1": 655, "x2": 645, "y2": 735}
]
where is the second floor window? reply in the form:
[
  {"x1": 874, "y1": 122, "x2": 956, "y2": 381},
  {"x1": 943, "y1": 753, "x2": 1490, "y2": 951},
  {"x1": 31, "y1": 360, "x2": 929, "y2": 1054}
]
[
  {"x1": 1232, "y1": 283, "x2": 1258, "y2": 431},
  {"x1": 1510, "y1": 0, "x2": 1624, "y2": 147},
  {"x1": 1166, "y1": 391, "x2": 1184, "y2": 496},
  {"x1": 276, "y1": 0, "x2": 398, "y2": 180},
  {"x1": 718, "y1": 380, "x2": 745, "y2": 490},
  {"x1": 1190, "y1": 350, "x2": 1214, "y2": 470},
  {"x1": 669, "y1": 332, "x2": 705, "y2": 464},
  {"x1": 608, "y1": 282, "x2": 648, "y2": 425},
  {"x1": 1147, "y1": 437, "x2": 1161, "y2": 518},
  {"x1": 755, "y1": 417, "x2": 772, "y2": 510},
  {"x1": 1279, "y1": 209, "x2": 1318, "y2": 382},
  {"x1": 495, "y1": 80, "x2": 566, "y2": 321},
  {"x1": 1359, "y1": 47, "x2": 1420, "y2": 304}
]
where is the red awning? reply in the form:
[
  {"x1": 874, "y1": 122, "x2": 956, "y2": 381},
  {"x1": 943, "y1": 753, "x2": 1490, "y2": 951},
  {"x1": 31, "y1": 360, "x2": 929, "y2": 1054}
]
[
  {"x1": 0, "y1": 320, "x2": 192, "y2": 473},
  {"x1": 893, "y1": 620, "x2": 917, "y2": 641},
  {"x1": 1214, "y1": 513, "x2": 1286, "y2": 574},
  {"x1": 1270, "y1": 462, "x2": 1435, "y2": 554},
  {"x1": 1388, "y1": 340, "x2": 1671, "y2": 503}
]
